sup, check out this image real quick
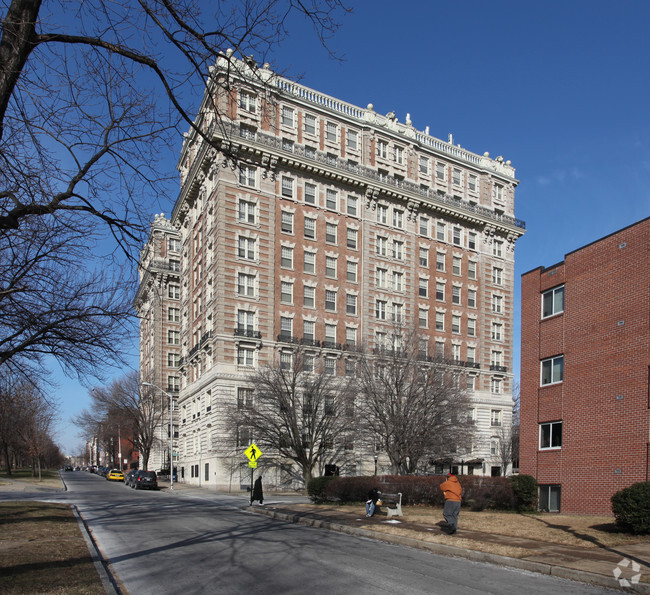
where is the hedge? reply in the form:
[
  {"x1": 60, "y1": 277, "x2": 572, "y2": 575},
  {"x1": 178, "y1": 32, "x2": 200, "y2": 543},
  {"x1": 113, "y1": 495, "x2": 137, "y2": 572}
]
[{"x1": 611, "y1": 482, "x2": 650, "y2": 534}]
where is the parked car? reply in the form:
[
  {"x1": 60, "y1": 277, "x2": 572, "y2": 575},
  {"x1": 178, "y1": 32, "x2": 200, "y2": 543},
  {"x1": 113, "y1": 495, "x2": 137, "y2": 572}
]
[
  {"x1": 124, "y1": 470, "x2": 138, "y2": 487},
  {"x1": 133, "y1": 470, "x2": 158, "y2": 490},
  {"x1": 106, "y1": 469, "x2": 124, "y2": 482},
  {"x1": 64, "y1": 465, "x2": 73, "y2": 472}
]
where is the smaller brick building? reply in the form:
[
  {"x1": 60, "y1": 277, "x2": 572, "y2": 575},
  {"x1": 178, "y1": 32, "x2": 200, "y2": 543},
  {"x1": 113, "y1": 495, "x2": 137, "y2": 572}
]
[{"x1": 520, "y1": 217, "x2": 649, "y2": 515}]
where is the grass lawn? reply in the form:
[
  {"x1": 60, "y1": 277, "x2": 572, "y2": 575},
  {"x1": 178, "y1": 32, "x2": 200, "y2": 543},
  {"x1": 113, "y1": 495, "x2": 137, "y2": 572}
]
[
  {"x1": 0, "y1": 468, "x2": 64, "y2": 490},
  {"x1": 0, "y1": 501, "x2": 104, "y2": 594}
]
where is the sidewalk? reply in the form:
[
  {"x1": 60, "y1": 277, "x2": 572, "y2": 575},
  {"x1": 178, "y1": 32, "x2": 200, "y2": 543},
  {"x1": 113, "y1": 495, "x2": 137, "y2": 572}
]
[{"x1": 163, "y1": 480, "x2": 650, "y2": 593}]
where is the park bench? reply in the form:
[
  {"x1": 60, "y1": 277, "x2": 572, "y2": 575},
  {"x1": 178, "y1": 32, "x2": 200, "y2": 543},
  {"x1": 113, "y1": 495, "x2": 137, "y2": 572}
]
[{"x1": 378, "y1": 492, "x2": 403, "y2": 517}]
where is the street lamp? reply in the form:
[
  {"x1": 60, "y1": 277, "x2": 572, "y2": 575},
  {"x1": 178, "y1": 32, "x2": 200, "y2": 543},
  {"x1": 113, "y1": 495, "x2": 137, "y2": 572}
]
[
  {"x1": 374, "y1": 455, "x2": 378, "y2": 476},
  {"x1": 142, "y1": 381, "x2": 174, "y2": 490}
]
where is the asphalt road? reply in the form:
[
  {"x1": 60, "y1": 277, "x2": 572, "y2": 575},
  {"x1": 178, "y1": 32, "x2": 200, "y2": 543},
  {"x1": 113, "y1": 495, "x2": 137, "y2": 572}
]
[{"x1": 3, "y1": 472, "x2": 621, "y2": 595}]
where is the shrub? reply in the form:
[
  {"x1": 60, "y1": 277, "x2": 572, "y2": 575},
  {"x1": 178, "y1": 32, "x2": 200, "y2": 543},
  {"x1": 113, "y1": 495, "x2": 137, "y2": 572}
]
[
  {"x1": 510, "y1": 474, "x2": 538, "y2": 512},
  {"x1": 611, "y1": 482, "x2": 650, "y2": 534},
  {"x1": 307, "y1": 476, "x2": 336, "y2": 503}
]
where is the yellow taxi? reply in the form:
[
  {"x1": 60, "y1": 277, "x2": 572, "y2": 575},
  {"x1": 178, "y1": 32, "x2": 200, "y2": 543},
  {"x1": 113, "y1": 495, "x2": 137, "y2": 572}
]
[{"x1": 106, "y1": 469, "x2": 125, "y2": 482}]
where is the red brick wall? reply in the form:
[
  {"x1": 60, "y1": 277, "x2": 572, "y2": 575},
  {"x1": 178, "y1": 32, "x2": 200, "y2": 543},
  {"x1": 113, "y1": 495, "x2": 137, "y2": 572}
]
[{"x1": 520, "y1": 218, "x2": 650, "y2": 514}]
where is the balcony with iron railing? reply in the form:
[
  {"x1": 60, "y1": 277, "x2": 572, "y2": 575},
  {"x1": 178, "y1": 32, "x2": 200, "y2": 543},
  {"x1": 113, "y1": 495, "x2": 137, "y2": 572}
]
[{"x1": 234, "y1": 328, "x2": 262, "y2": 339}]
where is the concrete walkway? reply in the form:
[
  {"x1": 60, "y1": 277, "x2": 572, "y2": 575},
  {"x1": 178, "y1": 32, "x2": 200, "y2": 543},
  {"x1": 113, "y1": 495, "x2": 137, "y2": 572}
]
[{"x1": 162, "y1": 480, "x2": 650, "y2": 593}]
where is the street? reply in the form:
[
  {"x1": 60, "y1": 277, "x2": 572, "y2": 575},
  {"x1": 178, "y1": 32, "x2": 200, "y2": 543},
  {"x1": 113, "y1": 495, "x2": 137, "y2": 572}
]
[{"x1": 2, "y1": 473, "x2": 621, "y2": 594}]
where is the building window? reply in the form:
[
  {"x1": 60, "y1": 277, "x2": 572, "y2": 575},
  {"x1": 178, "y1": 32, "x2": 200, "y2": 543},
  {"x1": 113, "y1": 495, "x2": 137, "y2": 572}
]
[
  {"x1": 325, "y1": 290, "x2": 337, "y2": 312},
  {"x1": 452, "y1": 286, "x2": 461, "y2": 305},
  {"x1": 392, "y1": 209, "x2": 403, "y2": 229},
  {"x1": 542, "y1": 285, "x2": 565, "y2": 318},
  {"x1": 281, "y1": 176, "x2": 294, "y2": 198},
  {"x1": 303, "y1": 286, "x2": 315, "y2": 308},
  {"x1": 326, "y1": 223, "x2": 337, "y2": 244},
  {"x1": 304, "y1": 183, "x2": 317, "y2": 205},
  {"x1": 347, "y1": 129, "x2": 358, "y2": 150},
  {"x1": 451, "y1": 315, "x2": 461, "y2": 334},
  {"x1": 168, "y1": 284, "x2": 180, "y2": 299},
  {"x1": 167, "y1": 353, "x2": 179, "y2": 367},
  {"x1": 468, "y1": 261, "x2": 477, "y2": 280},
  {"x1": 346, "y1": 261, "x2": 357, "y2": 283},
  {"x1": 539, "y1": 485, "x2": 561, "y2": 512},
  {"x1": 237, "y1": 273, "x2": 255, "y2": 297},
  {"x1": 392, "y1": 240, "x2": 404, "y2": 260},
  {"x1": 452, "y1": 227, "x2": 462, "y2": 246},
  {"x1": 168, "y1": 330, "x2": 180, "y2": 345},
  {"x1": 280, "y1": 246, "x2": 293, "y2": 269},
  {"x1": 393, "y1": 271, "x2": 404, "y2": 292},
  {"x1": 346, "y1": 293, "x2": 357, "y2": 315},
  {"x1": 168, "y1": 307, "x2": 180, "y2": 322},
  {"x1": 281, "y1": 211, "x2": 294, "y2": 234},
  {"x1": 303, "y1": 320, "x2": 315, "y2": 341},
  {"x1": 491, "y1": 378, "x2": 502, "y2": 394},
  {"x1": 392, "y1": 303, "x2": 404, "y2": 323},
  {"x1": 304, "y1": 113, "x2": 316, "y2": 135},
  {"x1": 376, "y1": 236, "x2": 387, "y2": 257},
  {"x1": 326, "y1": 121, "x2": 337, "y2": 142},
  {"x1": 436, "y1": 221, "x2": 446, "y2": 241},
  {"x1": 491, "y1": 323, "x2": 503, "y2": 341},
  {"x1": 419, "y1": 247, "x2": 429, "y2": 267},
  {"x1": 302, "y1": 353, "x2": 315, "y2": 373},
  {"x1": 238, "y1": 237, "x2": 256, "y2": 260},
  {"x1": 540, "y1": 421, "x2": 562, "y2": 449},
  {"x1": 452, "y1": 168, "x2": 462, "y2": 186},
  {"x1": 237, "y1": 346, "x2": 255, "y2": 366},
  {"x1": 168, "y1": 237, "x2": 181, "y2": 252},
  {"x1": 467, "y1": 289, "x2": 476, "y2": 309},
  {"x1": 325, "y1": 255, "x2": 337, "y2": 278},
  {"x1": 376, "y1": 267, "x2": 387, "y2": 288},
  {"x1": 377, "y1": 140, "x2": 387, "y2": 159},
  {"x1": 468, "y1": 232, "x2": 477, "y2": 250},
  {"x1": 238, "y1": 200, "x2": 256, "y2": 224},
  {"x1": 304, "y1": 251, "x2": 316, "y2": 274},
  {"x1": 419, "y1": 308, "x2": 428, "y2": 328},
  {"x1": 419, "y1": 217, "x2": 429, "y2": 237},
  {"x1": 394, "y1": 146, "x2": 404, "y2": 164},
  {"x1": 238, "y1": 164, "x2": 256, "y2": 187},
  {"x1": 324, "y1": 324, "x2": 336, "y2": 345},
  {"x1": 493, "y1": 240, "x2": 503, "y2": 258},
  {"x1": 419, "y1": 278, "x2": 428, "y2": 298},
  {"x1": 452, "y1": 256, "x2": 461, "y2": 276},
  {"x1": 541, "y1": 355, "x2": 564, "y2": 385},
  {"x1": 237, "y1": 310, "x2": 255, "y2": 332},
  {"x1": 280, "y1": 281, "x2": 293, "y2": 304},
  {"x1": 282, "y1": 139, "x2": 294, "y2": 152},
  {"x1": 468, "y1": 174, "x2": 477, "y2": 192},
  {"x1": 467, "y1": 346, "x2": 476, "y2": 363},
  {"x1": 324, "y1": 357, "x2": 336, "y2": 375},
  {"x1": 467, "y1": 318, "x2": 476, "y2": 337},
  {"x1": 419, "y1": 156, "x2": 428, "y2": 174},
  {"x1": 304, "y1": 217, "x2": 316, "y2": 239},
  {"x1": 493, "y1": 267, "x2": 503, "y2": 285},
  {"x1": 281, "y1": 106, "x2": 294, "y2": 127},
  {"x1": 376, "y1": 204, "x2": 388, "y2": 224},
  {"x1": 375, "y1": 299, "x2": 387, "y2": 320},
  {"x1": 347, "y1": 228, "x2": 358, "y2": 249},
  {"x1": 345, "y1": 326, "x2": 357, "y2": 346},
  {"x1": 326, "y1": 189, "x2": 338, "y2": 210},
  {"x1": 436, "y1": 282, "x2": 445, "y2": 302},
  {"x1": 492, "y1": 294, "x2": 503, "y2": 313},
  {"x1": 435, "y1": 311, "x2": 445, "y2": 331},
  {"x1": 436, "y1": 252, "x2": 445, "y2": 272},
  {"x1": 280, "y1": 317, "x2": 293, "y2": 339},
  {"x1": 436, "y1": 162, "x2": 446, "y2": 181},
  {"x1": 347, "y1": 195, "x2": 358, "y2": 217}
]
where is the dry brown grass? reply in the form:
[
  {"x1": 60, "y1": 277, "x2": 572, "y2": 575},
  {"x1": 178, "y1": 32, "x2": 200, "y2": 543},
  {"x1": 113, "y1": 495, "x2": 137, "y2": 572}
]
[
  {"x1": 0, "y1": 469, "x2": 64, "y2": 490},
  {"x1": 0, "y1": 501, "x2": 104, "y2": 594}
]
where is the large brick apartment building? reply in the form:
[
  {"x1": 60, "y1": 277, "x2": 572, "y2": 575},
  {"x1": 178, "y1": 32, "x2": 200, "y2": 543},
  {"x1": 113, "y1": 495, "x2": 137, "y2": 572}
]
[
  {"x1": 520, "y1": 217, "x2": 650, "y2": 514},
  {"x1": 136, "y1": 54, "x2": 526, "y2": 487}
]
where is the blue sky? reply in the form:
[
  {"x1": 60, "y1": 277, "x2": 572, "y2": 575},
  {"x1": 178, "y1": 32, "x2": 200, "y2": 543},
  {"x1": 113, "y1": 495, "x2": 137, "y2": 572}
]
[{"x1": 52, "y1": 0, "x2": 650, "y2": 453}]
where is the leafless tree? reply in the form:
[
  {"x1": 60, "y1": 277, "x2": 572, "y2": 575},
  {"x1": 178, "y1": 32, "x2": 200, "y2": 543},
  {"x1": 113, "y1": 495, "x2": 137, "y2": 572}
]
[
  {"x1": 355, "y1": 325, "x2": 475, "y2": 475},
  {"x1": 74, "y1": 371, "x2": 162, "y2": 470},
  {"x1": 0, "y1": 0, "x2": 349, "y2": 382},
  {"x1": 229, "y1": 348, "x2": 357, "y2": 485}
]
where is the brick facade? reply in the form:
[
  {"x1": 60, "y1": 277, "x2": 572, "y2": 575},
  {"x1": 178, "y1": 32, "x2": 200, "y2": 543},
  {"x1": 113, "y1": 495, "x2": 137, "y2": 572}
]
[{"x1": 520, "y1": 217, "x2": 650, "y2": 514}]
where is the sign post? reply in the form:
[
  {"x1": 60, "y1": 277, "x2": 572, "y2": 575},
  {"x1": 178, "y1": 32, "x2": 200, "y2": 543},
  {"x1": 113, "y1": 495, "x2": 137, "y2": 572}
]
[{"x1": 244, "y1": 443, "x2": 263, "y2": 505}]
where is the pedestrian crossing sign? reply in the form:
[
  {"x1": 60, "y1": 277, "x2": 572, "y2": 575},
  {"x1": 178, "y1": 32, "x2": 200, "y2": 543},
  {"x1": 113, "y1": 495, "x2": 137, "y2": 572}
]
[{"x1": 244, "y1": 443, "x2": 262, "y2": 462}]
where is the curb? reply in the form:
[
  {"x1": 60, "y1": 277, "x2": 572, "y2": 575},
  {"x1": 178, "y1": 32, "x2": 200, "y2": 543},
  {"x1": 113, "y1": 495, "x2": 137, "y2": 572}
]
[
  {"x1": 71, "y1": 505, "x2": 126, "y2": 595},
  {"x1": 250, "y1": 507, "x2": 649, "y2": 593}
]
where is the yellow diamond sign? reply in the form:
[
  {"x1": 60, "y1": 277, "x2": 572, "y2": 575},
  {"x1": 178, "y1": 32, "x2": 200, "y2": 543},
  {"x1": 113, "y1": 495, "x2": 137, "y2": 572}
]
[{"x1": 244, "y1": 443, "x2": 262, "y2": 462}]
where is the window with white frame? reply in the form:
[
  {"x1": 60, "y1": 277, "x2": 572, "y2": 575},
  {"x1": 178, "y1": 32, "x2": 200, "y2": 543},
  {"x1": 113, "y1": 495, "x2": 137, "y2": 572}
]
[
  {"x1": 326, "y1": 223, "x2": 337, "y2": 244},
  {"x1": 303, "y1": 320, "x2": 315, "y2": 341},
  {"x1": 493, "y1": 239, "x2": 504, "y2": 257},
  {"x1": 453, "y1": 227, "x2": 462, "y2": 246},
  {"x1": 168, "y1": 237, "x2": 181, "y2": 252},
  {"x1": 436, "y1": 251, "x2": 445, "y2": 272},
  {"x1": 436, "y1": 162, "x2": 446, "y2": 180},
  {"x1": 394, "y1": 146, "x2": 404, "y2": 164},
  {"x1": 347, "y1": 195, "x2": 358, "y2": 217},
  {"x1": 238, "y1": 237, "x2": 256, "y2": 260},
  {"x1": 304, "y1": 217, "x2": 316, "y2": 239},
  {"x1": 435, "y1": 311, "x2": 444, "y2": 331},
  {"x1": 540, "y1": 421, "x2": 562, "y2": 449},
  {"x1": 492, "y1": 294, "x2": 503, "y2": 313},
  {"x1": 393, "y1": 209, "x2": 404, "y2": 228},
  {"x1": 281, "y1": 176, "x2": 294, "y2": 198},
  {"x1": 392, "y1": 303, "x2": 404, "y2": 323},
  {"x1": 542, "y1": 285, "x2": 565, "y2": 318},
  {"x1": 238, "y1": 200, "x2": 256, "y2": 224},
  {"x1": 326, "y1": 121, "x2": 337, "y2": 142},
  {"x1": 346, "y1": 129, "x2": 358, "y2": 150},
  {"x1": 452, "y1": 344, "x2": 461, "y2": 361},
  {"x1": 168, "y1": 307, "x2": 180, "y2": 322},
  {"x1": 419, "y1": 216, "x2": 429, "y2": 236},
  {"x1": 303, "y1": 286, "x2": 315, "y2": 308},
  {"x1": 168, "y1": 352, "x2": 180, "y2": 367},
  {"x1": 347, "y1": 227, "x2": 358, "y2": 249},
  {"x1": 168, "y1": 284, "x2": 180, "y2": 299},
  {"x1": 467, "y1": 346, "x2": 476, "y2": 363},
  {"x1": 418, "y1": 277, "x2": 428, "y2": 297},
  {"x1": 376, "y1": 267, "x2": 387, "y2": 288},
  {"x1": 494, "y1": 183, "x2": 504, "y2": 202},
  {"x1": 419, "y1": 308, "x2": 428, "y2": 328},
  {"x1": 468, "y1": 174, "x2": 477, "y2": 192},
  {"x1": 345, "y1": 326, "x2": 357, "y2": 345},
  {"x1": 541, "y1": 355, "x2": 564, "y2": 385},
  {"x1": 237, "y1": 273, "x2": 255, "y2": 297},
  {"x1": 392, "y1": 240, "x2": 404, "y2": 260},
  {"x1": 452, "y1": 286, "x2": 461, "y2": 305},
  {"x1": 377, "y1": 204, "x2": 388, "y2": 224},
  {"x1": 491, "y1": 350, "x2": 503, "y2": 368},
  {"x1": 491, "y1": 378, "x2": 502, "y2": 394},
  {"x1": 325, "y1": 255, "x2": 337, "y2": 278},
  {"x1": 324, "y1": 324, "x2": 337, "y2": 345},
  {"x1": 304, "y1": 183, "x2": 317, "y2": 205},
  {"x1": 239, "y1": 164, "x2": 256, "y2": 187},
  {"x1": 492, "y1": 322, "x2": 503, "y2": 341},
  {"x1": 393, "y1": 271, "x2": 404, "y2": 292},
  {"x1": 280, "y1": 246, "x2": 293, "y2": 268},
  {"x1": 468, "y1": 232, "x2": 477, "y2": 250},
  {"x1": 375, "y1": 299, "x2": 387, "y2": 320},
  {"x1": 280, "y1": 316, "x2": 293, "y2": 339},
  {"x1": 493, "y1": 267, "x2": 503, "y2": 285},
  {"x1": 325, "y1": 290, "x2": 337, "y2": 312},
  {"x1": 280, "y1": 350, "x2": 292, "y2": 370},
  {"x1": 304, "y1": 251, "x2": 315, "y2": 274},
  {"x1": 237, "y1": 309, "x2": 255, "y2": 331},
  {"x1": 419, "y1": 247, "x2": 429, "y2": 267},
  {"x1": 452, "y1": 256, "x2": 461, "y2": 276},
  {"x1": 377, "y1": 140, "x2": 388, "y2": 159},
  {"x1": 281, "y1": 106, "x2": 294, "y2": 127},
  {"x1": 436, "y1": 282, "x2": 445, "y2": 301},
  {"x1": 280, "y1": 281, "x2": 293, "y2": 304},
  {"x1": 281, "y1": 211, "x2": 294, "y2": 234},
  {"x1": 326, "y1": 189, "x2": 338, "y2": 210},
  {"x1": 237, "y1": 345, "x2": 255, "y2": 366},
  {"x1": 346, "y1": 261, "x2": 357, "y2": 282},
  {"x1": 451, "y1": 315, "x2": 461, "y2": 334},
  {"x1": 419, "y1": 156, "x2": 428, "y2": 174},
  {"x1": 452, "y1": 168, "x2": 462, "y2": 186},
  {"x1": 168, "y1": 330, "x2": 180, "y2": 345},
  {"x1": 302, "y1": 353, "x2": 315, "y2": 372},
  {"x1": 346, "y1": 293, "x2": 357, "y2": 315},
  {"x1": 376, "y1": 236, "x2": 387, "y2": 256},
  {"x1": 467, "y1": 318, "x2": 476, "y2": 337},
  {"x1": 468, "y1": 261, "x2": 477, "y2": 280},
  {"x1": 304, "y1": 113, "x2": 316, "y2": 135},
  {"x1": 324, "y1": 357, "x2": 336, "y2": 375},
  {"x1": 282, "y1": 138, "x2": 294, "y2": 152}
]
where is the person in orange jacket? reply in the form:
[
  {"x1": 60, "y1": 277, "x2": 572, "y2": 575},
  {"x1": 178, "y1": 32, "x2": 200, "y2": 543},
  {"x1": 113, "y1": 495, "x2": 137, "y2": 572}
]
[{"x1": 439, "y1": 472, "x2": 462, "y2": 534}]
